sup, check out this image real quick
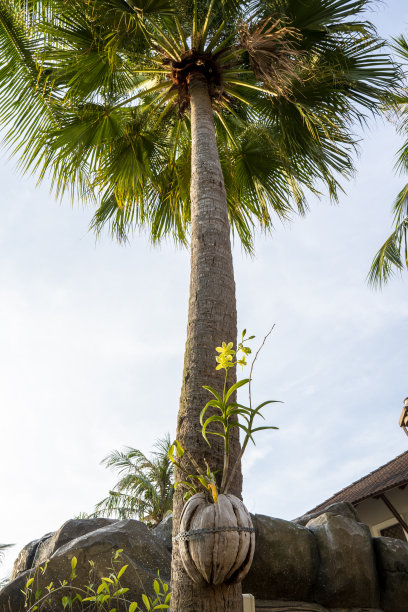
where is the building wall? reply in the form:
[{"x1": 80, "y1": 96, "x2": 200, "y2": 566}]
[{"x1": 355, "y1": 486, "x2": 408, "y2": 540}]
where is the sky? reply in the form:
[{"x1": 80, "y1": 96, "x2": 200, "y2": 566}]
[{"x1": 1, "y1": 0, "x2": 408, "y2": 578}]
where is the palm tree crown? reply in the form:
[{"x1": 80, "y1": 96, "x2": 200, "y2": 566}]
[
  {"x1": 93, "y1": 435, "x2": 174, "y2": 526},
  {"x1": 0, "y1": 0, "x2": 397, "y2": 251}
]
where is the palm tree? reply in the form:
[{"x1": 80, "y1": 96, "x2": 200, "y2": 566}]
[
  {"x1": 0, "y1": 544, "x2": 13, "y2": 589},
  {"x1": 369, "y1": 36, "x2": 408, "y2": 287},
  {"x1": 0, "y1": 1, "x2": 397, "y2": 610},
  {"x1": 93, "y1": 435, "x2": 174, "y2": 526}
]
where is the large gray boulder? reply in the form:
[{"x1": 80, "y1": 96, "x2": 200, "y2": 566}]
[
  {"x1": 152, "y1": 514, "x2": 173, "y2": 552},
  {"x1": 242, "y1": 515, "x2": 319, "y2": 602},
  {"x1": 10, "y1": 532, "x2": 53, "y2": 580},
  {"x1": 374, "y1": 536, "x2": 408, "y2": 612},
  {"x1": 294, "y1": 501, "x2": 360, "y2": 527},
  {"x1": 3, "y1": 509, "x2": 408, "y2": 611},
  {"x1": 0, "y1": 519, "x2": 171, "y2": 612},
  {"x1": 34, "y1": 518, "x2": 117, "y2": 567},
  {"x1": 306, "y1": 513, "x2": 379, "y2": 608}
]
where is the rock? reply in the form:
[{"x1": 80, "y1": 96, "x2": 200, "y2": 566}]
[
  {"x1": 35, "y1": 518, "x2": 117, "y2": 566},
  {"x1": 307, "y1": 513, "x2": 379, "y2": 608},
  {"x1": 0, "y1": 568, "x2": 32, "y2": 612},
  {"x1": 153, "y1": 514, "x2": 173, "y2": 552},
  {"x1": 373, "y1": 536, "x2": 408, "y2": 612},
  {"x1": 294, "y1": 502, "x2": 360, "y2": 527},
  {"x1": 242, "y1": 515, "x2": 319, "y2": 602},
  {"x1": 0, "y1": 519, "x2": 171, "y2": 612},
  {"x1": 10, "y1": 533, "x2": 53, "y2": 580},
  {"x1": 4, "y1": 510, "x2": 408, "y2": 611}
]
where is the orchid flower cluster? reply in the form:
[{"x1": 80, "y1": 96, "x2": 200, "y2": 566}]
[{"x1": 169, "y1": 328, "x2": 278, "y2": 503}]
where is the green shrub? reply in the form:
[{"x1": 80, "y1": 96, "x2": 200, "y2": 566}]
[{"x1": 21, "y1": 550, "x2": 170, "y2": 611}]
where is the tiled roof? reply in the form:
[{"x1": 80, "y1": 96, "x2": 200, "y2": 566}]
[{"x1": 306, "y1": 451, "x2": 408, "y2": 514}]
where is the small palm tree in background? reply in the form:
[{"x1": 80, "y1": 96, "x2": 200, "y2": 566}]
[
  {"x1": 93, "y1": 435, "x2": 173, "y2": 527},
  {"x1": 369, "y1": 36, "x2": 408, "y2": 287},
  {"x1": 0, "y1": 544, "x2": 14, "y2": 589}
]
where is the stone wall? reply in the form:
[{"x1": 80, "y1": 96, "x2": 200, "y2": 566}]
[{"x1": 1, "y1": 502, "x2": 407, "y2": 612}]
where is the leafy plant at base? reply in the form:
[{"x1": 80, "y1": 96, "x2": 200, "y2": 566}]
[
  {"x1": 21, "y1": 550, "x2": 170, "y2": 611},
  {"x1": 169, "y1": 328, "x2": 279, "y2": 502}
]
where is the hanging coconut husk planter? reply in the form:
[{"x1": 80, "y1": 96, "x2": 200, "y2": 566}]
[{"x1": 175, "y1": 492, "x2": 255, "y2": 585}]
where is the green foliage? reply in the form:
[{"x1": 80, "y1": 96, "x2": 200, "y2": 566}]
[
  {"x1": 0, "y1": 543, "x2": 14, "y2": 589},
  {"x1": 170, "y1": 328, "x2": 279, "y2": 502},
  {"x1": 369, "y1": 35, "x2": 408, "y2": 287},
  {"x1": 0, "y1": 544, "x2": 13, "y2": 563},
  {"x1": 0, "y1": 0, "x2": 398, "y2": 252},
  {"x1": 21, "y1": 551, "x2": 170, "y2": 611},
  {"x1": 93, "y1": 435, "x2": 174, "y2": 526}
]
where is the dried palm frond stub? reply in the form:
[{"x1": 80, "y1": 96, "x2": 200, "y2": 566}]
[{"x1": 240, "y1": 18, "x2": 303, "y2": 97}]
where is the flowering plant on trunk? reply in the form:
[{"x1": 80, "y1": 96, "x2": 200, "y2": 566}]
[{"x1": 169, "y1": 328, "x2": 279, "y2": 503}]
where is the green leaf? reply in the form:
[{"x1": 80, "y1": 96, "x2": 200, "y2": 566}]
[
  {"x1": 202, "y1": 385, "x2": 222, "y2": 403},
  {"x1": 200, "y1": 399, "x2": 223, "y2": 425},
  {"x1": 202, "y1": 414, "x2": 226, "y2": 445},
  {"x1": 112, "y1": 587, "x2": 129, "y2": 596},
  {"x1": 142, "y1": 593, "x2": 151, "y2": 610},
  {"x1": 117, "y1": 564, "x2": 128, "y2": 580},
  {"x1": 153, "y1": 579, "x2": 160, "y2": 594},
  {"x1": 255, "y1": 400, "x2": 281, "y2": 411},
  {"x1": 129, "y1": 603, "x2": 138, "y2": 612},
  {"x1": 71, "y1": 557, "x2": 77, "y2": 571},
  {"x1": 97, "y1": 582, "x2": 109, "y2": 594},
  {"x1": 224, "y1": 379, "x2": 250, "y2": 403}
]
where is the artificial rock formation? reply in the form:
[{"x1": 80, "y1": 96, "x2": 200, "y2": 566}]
[
  {"x1": 306, "y1": 513, "x2": 379, "y2": 608},
  {"x1": 1, "y1": 519, "x2": 171, "y2": 612},
  {"x1": 1, "y1": 502, "x2": 408, "y2": 611}
]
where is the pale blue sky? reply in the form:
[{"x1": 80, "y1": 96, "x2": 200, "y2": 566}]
[{"x1": 1, "y1": 0, "x2": 408, "y2": 577}]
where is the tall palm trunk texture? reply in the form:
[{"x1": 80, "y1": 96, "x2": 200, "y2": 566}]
[{"x1": 170, "y1": 72, "x2": 243, "y2": 612}]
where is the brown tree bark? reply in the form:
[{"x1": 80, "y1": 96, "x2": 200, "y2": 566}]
[{"x1": 170, "y1": 72, "x2": 243, "y2": 612}]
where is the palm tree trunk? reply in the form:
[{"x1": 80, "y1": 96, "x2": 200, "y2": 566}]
[{"x1": 170, "y1": 72, "x2": 243, "y2": 612}]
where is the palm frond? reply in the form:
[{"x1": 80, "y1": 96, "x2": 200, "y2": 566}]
[
  {"x1": 240, "y1": 17, "x2": 302, "y2": 97},
  {"x1": 95, "y1": 435, "x2": 174, "y2": 525},
  {"x1": 0, "y1": 0, "x2": 399, "y2": 251},
  {"x1": 368, "y1": 184, "x2": 408, "y2": 287},
  {"x1": 0, "y1": 544, "x2": 14, "y2": 562}
]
